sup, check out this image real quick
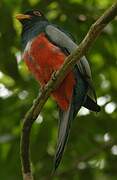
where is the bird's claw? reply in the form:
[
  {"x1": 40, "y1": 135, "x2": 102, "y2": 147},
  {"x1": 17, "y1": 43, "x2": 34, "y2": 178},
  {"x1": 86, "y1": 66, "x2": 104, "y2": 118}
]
[{"x1": 52, "y1": 71, "x2": 57, "y2": 81}]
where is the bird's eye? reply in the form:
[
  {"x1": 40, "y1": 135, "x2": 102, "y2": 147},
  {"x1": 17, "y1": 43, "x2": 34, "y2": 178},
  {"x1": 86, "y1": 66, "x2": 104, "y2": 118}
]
[{"x1": 33, "y1": 11, "x2": 42, "y2": 16}]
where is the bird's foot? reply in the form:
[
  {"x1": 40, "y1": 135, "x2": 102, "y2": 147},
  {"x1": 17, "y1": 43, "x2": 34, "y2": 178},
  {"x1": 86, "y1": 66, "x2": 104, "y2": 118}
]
[{"x1": 51, "y1": 71, "x2": 57, "y2": 81}]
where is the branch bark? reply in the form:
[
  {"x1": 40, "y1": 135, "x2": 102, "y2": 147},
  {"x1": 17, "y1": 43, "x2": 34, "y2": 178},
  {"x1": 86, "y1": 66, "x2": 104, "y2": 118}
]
[{"x1": 20, "y1": 2, "x2": 117, "y2": 180}]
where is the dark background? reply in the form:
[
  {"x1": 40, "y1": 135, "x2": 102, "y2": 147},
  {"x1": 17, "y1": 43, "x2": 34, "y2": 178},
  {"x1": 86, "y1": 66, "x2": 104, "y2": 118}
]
[{"x1": 0, "y1": 0, "x2": 117, "y2": 179}]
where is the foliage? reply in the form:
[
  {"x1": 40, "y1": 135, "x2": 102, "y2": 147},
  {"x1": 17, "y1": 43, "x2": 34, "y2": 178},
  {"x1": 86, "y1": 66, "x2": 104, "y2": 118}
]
[{"x1": 0, "y1": 0, "x2": 117, "y2": 179}]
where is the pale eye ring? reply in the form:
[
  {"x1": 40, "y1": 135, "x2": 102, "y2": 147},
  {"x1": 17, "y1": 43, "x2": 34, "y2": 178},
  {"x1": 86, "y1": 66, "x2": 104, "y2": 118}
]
[{"x1": 33, "y1": 11, "x2": 41, "y2": 16}]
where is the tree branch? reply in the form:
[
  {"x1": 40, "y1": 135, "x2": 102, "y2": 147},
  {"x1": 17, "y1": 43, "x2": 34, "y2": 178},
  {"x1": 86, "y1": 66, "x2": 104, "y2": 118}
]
[{"x1": 20, "y1": 2, "x2": 117, "y2": 180}]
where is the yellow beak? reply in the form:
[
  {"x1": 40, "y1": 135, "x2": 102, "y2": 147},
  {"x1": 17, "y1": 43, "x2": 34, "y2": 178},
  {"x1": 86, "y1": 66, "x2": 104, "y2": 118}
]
[{"x1": 16, "y1": 14, "x2": 31, "y2": 20}]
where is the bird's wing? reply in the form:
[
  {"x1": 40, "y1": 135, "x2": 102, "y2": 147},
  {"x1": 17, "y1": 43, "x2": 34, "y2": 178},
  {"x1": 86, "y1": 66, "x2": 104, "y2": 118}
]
[
  {"x1": 45, "y1": 25, "x2": 96, "y2": 101},
  {"x1": 45, "y1": 25, "x2": 91, "y2": 78}
]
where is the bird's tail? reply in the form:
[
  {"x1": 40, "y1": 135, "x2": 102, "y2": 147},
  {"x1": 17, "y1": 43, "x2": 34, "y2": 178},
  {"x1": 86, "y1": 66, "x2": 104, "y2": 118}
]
[
  {"x1": 53, "y1": 64, "x2": 101, "y2": 173},
  {"x1": 52, "y1": 66, "x2": 89, "y2": 173},
  {"x1": 53, "y1": 103, "x2": 74, "y2": 173},
  {"x1": 83, "y1": 95, "x2": 101, "y2": 112}
]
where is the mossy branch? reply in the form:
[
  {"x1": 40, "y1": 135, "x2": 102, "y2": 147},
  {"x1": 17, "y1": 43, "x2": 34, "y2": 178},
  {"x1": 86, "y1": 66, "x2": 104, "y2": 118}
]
[{"x1": 20, "y1": 2, "x2": 117, "y2": 180}]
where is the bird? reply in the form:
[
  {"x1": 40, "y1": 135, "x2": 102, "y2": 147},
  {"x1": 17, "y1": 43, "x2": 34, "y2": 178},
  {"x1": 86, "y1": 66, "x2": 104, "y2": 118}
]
[{"x1": 16, "y1": 10, "x2": 101, "y2": 172}]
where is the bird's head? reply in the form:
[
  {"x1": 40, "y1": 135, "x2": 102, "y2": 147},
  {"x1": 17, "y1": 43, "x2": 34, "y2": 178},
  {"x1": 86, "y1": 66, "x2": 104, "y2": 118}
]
[
  {"x1": 16, "y1": 10, "x2": 46, "y2": 27},
  {"x1": 16, "y1": 10, "x2": 48, "y2": 48}
]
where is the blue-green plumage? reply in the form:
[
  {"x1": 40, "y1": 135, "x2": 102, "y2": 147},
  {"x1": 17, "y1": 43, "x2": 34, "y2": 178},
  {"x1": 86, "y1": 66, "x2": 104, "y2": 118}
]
[{"x1": 21, "y1": 21, "x2": 48, "y2": 49}]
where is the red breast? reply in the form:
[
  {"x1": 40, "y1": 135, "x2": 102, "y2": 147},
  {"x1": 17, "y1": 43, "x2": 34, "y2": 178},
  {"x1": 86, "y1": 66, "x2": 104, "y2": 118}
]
[{"x1": 23, "y1": 33, "x2": 76, "y2": 110}]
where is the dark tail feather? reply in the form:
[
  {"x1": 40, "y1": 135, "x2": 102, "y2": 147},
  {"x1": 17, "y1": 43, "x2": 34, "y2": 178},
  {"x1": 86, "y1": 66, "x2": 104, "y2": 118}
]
[
  {"x1": 83, "y1": 95, "x2": 101, "y2": 112},
  {"x1": 53, "y1": 103, "x2": 73, "y2": 173},
  {"x1": 88, "y1": 80, "x2": 97, "y2": 103}
]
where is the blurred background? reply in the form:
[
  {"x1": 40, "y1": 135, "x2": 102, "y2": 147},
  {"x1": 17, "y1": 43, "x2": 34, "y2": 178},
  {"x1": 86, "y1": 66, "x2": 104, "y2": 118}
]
[{"x1": 0, "y1": 0, "x2": 117, "y2": 179}]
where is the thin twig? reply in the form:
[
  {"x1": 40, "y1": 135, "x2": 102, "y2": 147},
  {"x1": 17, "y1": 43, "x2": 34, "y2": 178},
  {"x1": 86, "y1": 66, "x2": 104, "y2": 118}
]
[{"x1": 20, "y1": 2, "x2": 117, "y2": 180}]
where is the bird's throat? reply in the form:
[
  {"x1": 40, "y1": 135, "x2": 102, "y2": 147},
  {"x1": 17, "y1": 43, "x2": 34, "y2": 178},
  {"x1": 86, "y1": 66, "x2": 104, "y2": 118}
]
[{"x1": 21, "y1": 21, "x2": 49, "y2": 50}]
